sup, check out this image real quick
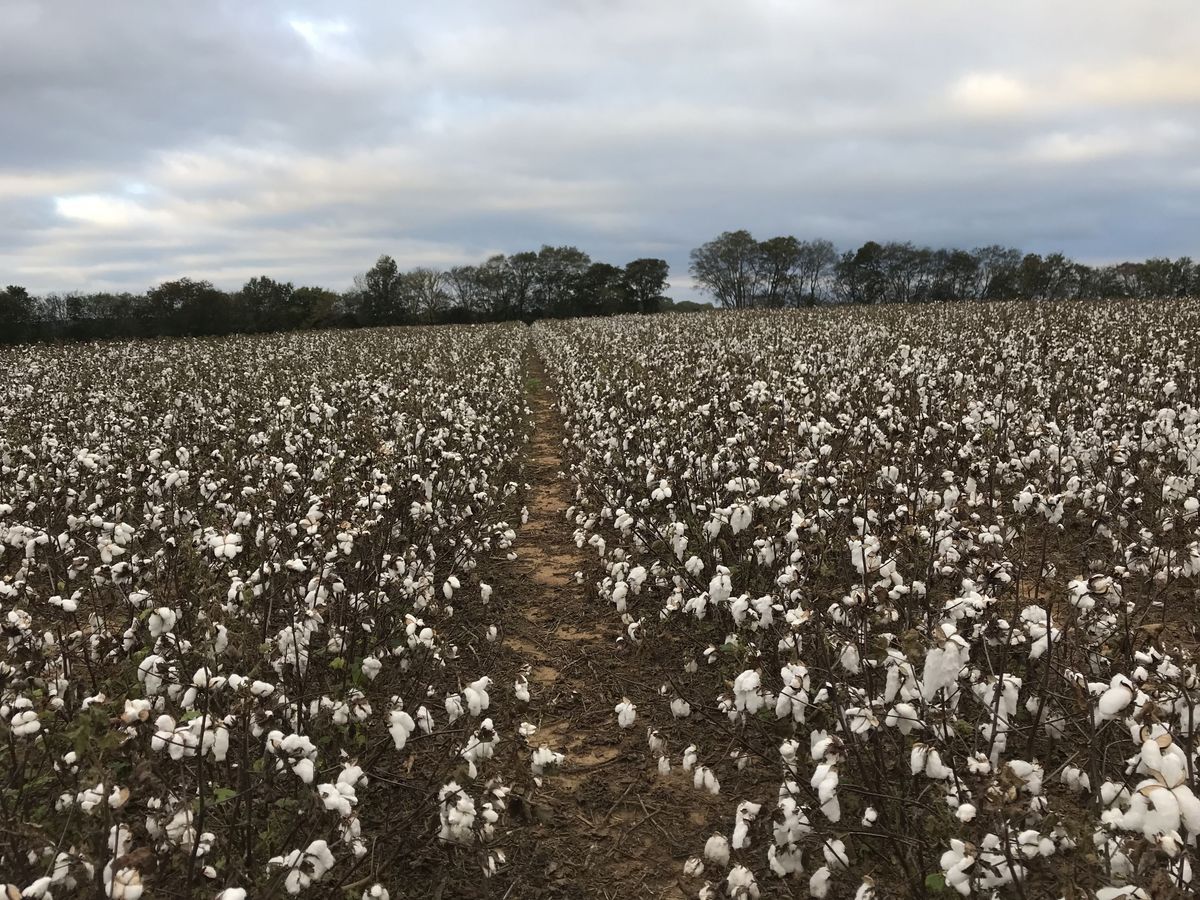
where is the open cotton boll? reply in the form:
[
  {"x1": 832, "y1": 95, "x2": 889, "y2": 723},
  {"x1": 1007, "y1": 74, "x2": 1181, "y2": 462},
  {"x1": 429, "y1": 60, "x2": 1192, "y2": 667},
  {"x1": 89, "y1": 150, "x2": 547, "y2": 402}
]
[
  {"x1": 808, "y1": 866, "x2": 832, "y2": 898},
  {"x1": 388, "y1": 707, "x2": 416, "y2": 751},
  {"x1": 530, "y1": 745, "x2": 564, "y2": 776},
  {"x1": 464, "y1": 677, "x2": 491, "y2": 716},
  {"x1": 731, "y1": 800, "x2": 762, "y2": 849},
  {"x1": 682, "y1": 744, "x2": 698, "y2": 771},
  {"x1": 1096, "y1": 675, "x2": 1134, "y2": 722},
  {"x1": 615, "y1": 698, "x2": 637, "y2": 729},
  {"x1": 514, "y1": 675, "x2": 530, "y2": 703},
  {"x1": 726, "y1": 865, "x2": 759, "y2": 899},
  {"x1": 703, "y1": 833, "x2": 730, "y2": 867}
]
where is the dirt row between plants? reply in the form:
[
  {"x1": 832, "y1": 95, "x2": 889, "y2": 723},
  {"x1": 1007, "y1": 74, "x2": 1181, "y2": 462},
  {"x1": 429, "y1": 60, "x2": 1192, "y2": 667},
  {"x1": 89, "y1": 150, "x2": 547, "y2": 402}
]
[{"x1": 487, "y1": 354, "x2": 719, "y2": 900}]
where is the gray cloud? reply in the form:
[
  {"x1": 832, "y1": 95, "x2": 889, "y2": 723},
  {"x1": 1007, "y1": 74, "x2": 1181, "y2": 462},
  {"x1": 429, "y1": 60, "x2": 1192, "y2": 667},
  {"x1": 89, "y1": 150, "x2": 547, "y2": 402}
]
[{"x1": 1, "y1": 0, "x2": 1197, "y2": 297}]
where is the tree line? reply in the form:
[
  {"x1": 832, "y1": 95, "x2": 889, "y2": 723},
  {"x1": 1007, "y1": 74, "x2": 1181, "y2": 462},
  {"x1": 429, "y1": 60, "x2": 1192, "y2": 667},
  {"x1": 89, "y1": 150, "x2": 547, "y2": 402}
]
[
  {"x1": 690, "y1": 230, "x2": 1199, "y2": 307},
  {"x1": 0, "y1": 247, "x2": 674, "y2": 344}
]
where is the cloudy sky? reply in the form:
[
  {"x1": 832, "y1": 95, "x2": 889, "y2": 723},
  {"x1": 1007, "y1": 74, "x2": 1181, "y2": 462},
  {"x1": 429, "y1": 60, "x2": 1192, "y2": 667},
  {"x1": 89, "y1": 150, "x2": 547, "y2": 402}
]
[{"x1": 1, "y1": 0, "x2": 1197, "y2": 298}]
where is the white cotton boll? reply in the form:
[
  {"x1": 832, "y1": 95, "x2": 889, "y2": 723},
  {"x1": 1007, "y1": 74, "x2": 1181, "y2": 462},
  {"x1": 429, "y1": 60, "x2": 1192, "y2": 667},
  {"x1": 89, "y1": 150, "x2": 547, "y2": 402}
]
[
  {"x1": 530, "y1": 745, "x2": 564, "y2": 776},
  {"x1": 683, "y1": 857, "x2": 705, "y2": 877},
  {"x1": 480, "y1": 583, "x2": 492, "y2": 604},
  {"x1": 822, "y1": 839, "x2": 849, "y2": 870},
  {"x1": 693, "y1": 765, "x2": 721, "y2": 795},
  {"x1": 514, "y1": 676, "x2": 530, "y2": 703},
  {"x1": 362, "y1": 886, "x2": 389, "y2": 900},
  {"x1": 885, "y1": 702, "x2": 920, "y2": 735},
  {"x1": 388, "y1": 708, "x2": 415, "y2": 750},
  {"x1": 361, "y1": 656, "x2": 382, "y2": 681},
  {"x1": 808, "y1": 866, "x2": 831, "y2": 898},
  {"x1": 148, "y1": 607, "x2": 177, "y2": 637},
  {"x1": 11, "y1": 709, "x2": 40, "y2": 737},
  {"x1": 464, "y1": 677, "x2": 491, "y2": 716},
  {"x1": 924, "y1": 749, "x2": 952, "y2": 781},
  {"x1": 657, "y1": 755, "x2": 671, "y2": 776},
  {"x1": 682, "y1": 745, "x2": 698, "y2": 771},
  {"x1": 485, "y1": 625, "x2": 498, "y2": 642},
  {"x1": 292, "y1": 758, "x2": 315, "y2": 784},
  {"x1": 940, "y1": 839, "x2": 974, "y2": 896},
  {"x1": 704, "y1": 833, "x2": 730, "y2": 867},
  {"x1": 709, "y1": 567, "x2": 732, "y2": 605},
  {"x1": 731, "y1": 800, "x2": 762, "y2": 849},
  {"x1": 108, "y1": 867, "x2": 144, "y2": 899},
  {"x1": 671, "y1": 697, "x2": 692, "y2": 718},
  {"x1": 726, "y1": 865, "x2": 759, "y2": 899},
  {"x1": 733, "y1": 669, "x2": 764, "y2": 714},
  {"x1": 956, "y1": 804, "x2": 977, "y2": 822},
  {"x1": 1097, "y1": 676, "x2": 1134, "y2": 721},
  {"x1": 768, "y1": 842, "x2": 804, "y2": 877},
  {"x1": 838, "y1": 644, "x2": 861, "y2": 674},
  {"x1": 616, "y1": 698, "x2": 637, "y2": 729},
  {"x1": 216, "y1": 890, "x2": 248, "y2": 900}
]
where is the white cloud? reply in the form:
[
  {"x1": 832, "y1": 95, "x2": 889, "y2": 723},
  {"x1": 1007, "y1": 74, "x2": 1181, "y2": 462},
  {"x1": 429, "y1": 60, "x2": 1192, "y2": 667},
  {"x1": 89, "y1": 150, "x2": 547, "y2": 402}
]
[
  {"x1": 947, "y1": 72, "x2": 1032, "y2": 117},
  {"x1": 54, "y1": 194, "x2": 166, "y2": 228}
]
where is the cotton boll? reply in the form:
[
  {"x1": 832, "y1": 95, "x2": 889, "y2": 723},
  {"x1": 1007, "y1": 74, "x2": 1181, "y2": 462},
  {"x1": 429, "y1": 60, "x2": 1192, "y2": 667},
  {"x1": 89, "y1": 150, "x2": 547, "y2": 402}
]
[
  {"x1": 731, "y1": 800, "x2": 762, "y2": 849},
  {"x1": 514, "y1": 676, "x2": 530, "y2": 703},
  {"x1": 388, "y1": 708, "x2": 416, "y2": 751},
  {"x1": 615, "y1": 698, "x2": 637, "y2": 729},
  {"x1": 530, "y1": 745, "x2": 564, "y2": 776},
  {"x1": 822, "y1": 838, "x2": 849, "y2": 870},
  {"x1": 725, "y1": 865, "x2": 759, "y2": 899},
  {"x1": 808, "y1": 866, "x2": 831, "y2": 898},
  {"x1": 683, "y1": 857, "x2": 704, "y2": 877},
  {"x1": 1097, "y1": 675, "x2": 1134, "y2": 722},
  {"x1": 682, "y1": 745, "x2": 698, "y2": 771},
  {"x1": 704, "y1": 833, "x2": 730, "y2": 867},
  {"x1": 464, "y1": 677, "x2": 491, "y2": 716}
]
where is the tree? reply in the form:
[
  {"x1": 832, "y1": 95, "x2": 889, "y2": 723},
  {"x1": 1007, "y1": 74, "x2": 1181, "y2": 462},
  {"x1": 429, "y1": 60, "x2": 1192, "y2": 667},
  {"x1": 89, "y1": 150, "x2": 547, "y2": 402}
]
[
  {"x1": 506, "y1": 252, "x2": 539, "y2": 320},
  {"x1": 835, "y1": 242, "x2": 888, "y2": 304},
  {"x1": 292, "y1": 286, "x2": 340, "y2": 328},
  {"x1": 578, "y1": 263, "x2": 627, "y2": 316},
  {"x1": 146, "y1": 278, "x2": 233, "y2": 336},
  {"x1": 446, "y1": 266, "x2": 487, "y2": 319},
  {"x1": 406, "y1": 267, "x2": 451, "y2": 323},
  {"x1": 531, "y1": 245, "x2": 591, "y2": 318},
  {"x1": 0, "y1": 285, "x2": 35, "y2": 343},
  {"x1": 796, "y1": 239, "x2": 838, "y2": 305},
  {"x1": 240, "y1": 276, "x2": 297, "y2": 331},
  {"x1": 689, "y1": 230, "x2": 763, "y2": 309},
  {"x1": 974, "y1": 246, "x2": 1022, "y2": 300},
  {"x1": 622, "y1": 258, "x2": 670, "y2": 314},
  {"x1": 756, "y1": 237, "x2": 803, "y2": 308},
  {"x1": 359, "y1": 255, "x2": 405, "y2": 325}
]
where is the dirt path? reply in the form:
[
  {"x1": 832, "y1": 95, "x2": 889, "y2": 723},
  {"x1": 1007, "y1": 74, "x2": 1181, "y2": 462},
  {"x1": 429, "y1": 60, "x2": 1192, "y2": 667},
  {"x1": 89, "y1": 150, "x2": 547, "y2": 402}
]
[{"x1": 492, "y1": 354, "x2": 704, "y2": 899}]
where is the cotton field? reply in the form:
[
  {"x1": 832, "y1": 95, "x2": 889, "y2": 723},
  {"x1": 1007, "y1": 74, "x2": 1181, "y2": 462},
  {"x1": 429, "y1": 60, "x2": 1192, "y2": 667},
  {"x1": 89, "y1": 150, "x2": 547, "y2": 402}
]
[
  {"x1": 3, "y1": 302, "x2": 1200, "y2": 899},
  {"x1": 538, "y1": 301, "x2": 1200, "y2": 899}
]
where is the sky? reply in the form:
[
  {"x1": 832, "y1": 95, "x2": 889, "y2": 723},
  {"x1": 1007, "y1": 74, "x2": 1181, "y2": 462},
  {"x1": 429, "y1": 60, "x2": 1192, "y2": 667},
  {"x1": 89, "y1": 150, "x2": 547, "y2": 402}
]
[{"x1": 1, "y1": 0, "x2": 1198, "y2": 300}]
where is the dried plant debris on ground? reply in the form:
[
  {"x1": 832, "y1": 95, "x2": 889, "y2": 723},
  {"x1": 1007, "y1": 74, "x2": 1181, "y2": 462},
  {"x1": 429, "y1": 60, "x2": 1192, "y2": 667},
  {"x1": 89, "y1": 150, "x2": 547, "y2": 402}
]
[{"x1": 2, "y1": 300, "x2": 1200, "y2": 899}]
